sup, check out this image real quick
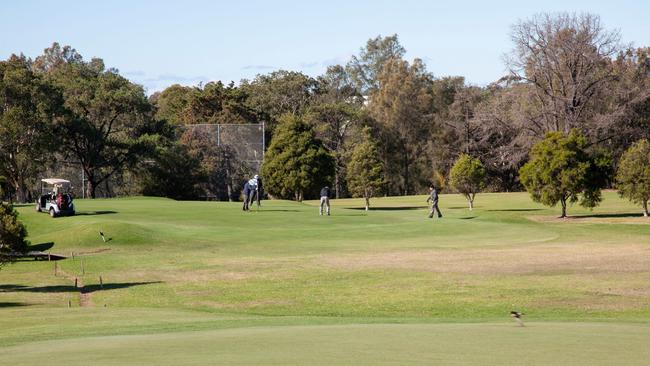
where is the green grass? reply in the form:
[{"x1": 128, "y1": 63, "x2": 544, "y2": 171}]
[{"x1": 1, "y1": 191, "x2": 650, "y2": 364}]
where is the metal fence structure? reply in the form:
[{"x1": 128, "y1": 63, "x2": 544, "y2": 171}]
[{"x1": 183, "y1": 123, "x2": 265, "y2": 174}]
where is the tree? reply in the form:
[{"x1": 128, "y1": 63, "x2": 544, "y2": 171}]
[
  {"x1": 149, "y1": 84, "x2": 193, "y2": 125},
  {"x1": 369, "y1": 58, "x2": 433, "y2": 195},
  {"x1": 141, "y1": 141, "x2": 205, "y2": 200},
  {"x1": 519, "y1": 130, "x2": 608, "y2": 218},
  {"x1": 41, "y1": 45, "x2": 157, "y2": 198},
  {"x1": 305, "y1": 103, "x2": 359, "y2": 198},
  {"x1": 616, "y1": 139, "x2": 650, "y2": 217},
  {"x1": 0, "y1": 55, "x2": 63, "y2": 202},
  {"x1": 181, "y1": 81, "x2": 258, "y2": 125},
  {"x1": 241, "y1": 70, "x2": 317, "y2": 135},
  {"x1": 347, "y1": 34, "x2": 406, "y2": 95},
  {"x1": 307, "y1": 65, "x2": 363, "y2": 198},
  {"x1": 507, "y1": 13, "x2": 621, "y2": 135},
  {"x1": 0, "y1": 202, "x2": 28, "y2": 268},
  {"x1": 181, "y1": 128, "x2": 248, "y2": 201},
  {"x1": 262, "y1": 114, "x2": 334, "y2": 201},
  {"x1": 449, "y1": 154, "x2": 486, "y2": 210},
  {"x1": 346, "y1": 127, "x2": 385, "y2": 210}
]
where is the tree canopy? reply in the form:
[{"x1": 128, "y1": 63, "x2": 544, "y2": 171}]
[
  {"x1": 262, "y1": 114, "x2": 334, "y2": 201},
  {"x1": 616, "y1": 139, "x2": 650, "y2": 217},
  {"x1": 346, "y1": 126, "x2": 385, "y2": 210},
  {"x1": 519, "y1": 130, "x2": 608, "y2": 217},
  {"x1": 449, "y1": 154, "x2": 486, "y2": 210}
]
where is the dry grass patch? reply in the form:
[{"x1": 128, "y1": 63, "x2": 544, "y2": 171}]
[{"x1": 318, "y1": 244, "x2": 650, "y2": 275}]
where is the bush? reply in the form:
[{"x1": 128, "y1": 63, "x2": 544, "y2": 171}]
[
  {"x1": 616, "y1": 139, "x2": 650, "y2": 217},
  {"x1": 0, "y1": 202, "x2": 29, "y2": 267},
  {"x1": 449, "y1": 154, "x2": 486, "y2": 210}
]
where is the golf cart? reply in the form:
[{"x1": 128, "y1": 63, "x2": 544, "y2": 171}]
[{"x1": 35, "y1": 178, "x2": 76, "y2": 217}]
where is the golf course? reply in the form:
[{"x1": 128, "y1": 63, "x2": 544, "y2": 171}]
[{"x1": 1, "y1": 191, "x2": 650, "y2": 365}]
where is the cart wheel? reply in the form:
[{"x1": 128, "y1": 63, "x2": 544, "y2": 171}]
[
  {"x1": 49, "y1": 208, "x2": 57, "y2": 218},
  {"x1": 35, "y1": 202, "x2": 41, "y2": 212}
]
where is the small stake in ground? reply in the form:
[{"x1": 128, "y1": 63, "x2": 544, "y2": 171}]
[
  {"x1": 68, "y1": 300, "x2": 71, "y2": 308},
  {"x1": 80, "y1": 259, "x2": 85, "y2": 275},
  {"x1": 510, "y1": 311, "x2": 525, "y2": 326},
  {"x1": 99, "y1": 275, "x2": 103, "y2": 289},
  {"x1": 74, "y1": 278, "x2": 78, "y2": 288},
  {"x1": 53, "y1": 261, "x2": 58, "y2": 276}
]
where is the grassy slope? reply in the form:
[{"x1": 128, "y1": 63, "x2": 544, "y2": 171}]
[{"x1": 1, "y1": 192, "x2": 650, "y2": 364}]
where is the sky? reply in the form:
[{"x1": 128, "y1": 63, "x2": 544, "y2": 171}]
[{"x1": 1, "y1": 0, "x2": 648, "y2": 94}]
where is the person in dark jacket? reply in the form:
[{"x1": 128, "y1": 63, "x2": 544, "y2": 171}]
[
  {"x1": 242, "y1": 181, "x2": 252, "y2": 211},
  {"x1": 243, "y1": 175, "x2": 260, "y2": 211},
  {"x1": 319, "y1": 186, "x2": 331, "y2": 216},
  {"x1": 426, "y1": 184, "x2": 442, "y2": 219}
]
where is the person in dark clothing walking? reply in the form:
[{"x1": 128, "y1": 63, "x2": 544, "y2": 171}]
[
  {"x1": 319, "y1": 186, "x2": 331, "y2": 216},
  {"x1": 427, "y1": 184, "x2": 442, "y2": 218}
]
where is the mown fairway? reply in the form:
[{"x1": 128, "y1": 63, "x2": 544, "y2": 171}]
[{"x1": 1, "y1": 192, "x2": 650, "y2": 365}]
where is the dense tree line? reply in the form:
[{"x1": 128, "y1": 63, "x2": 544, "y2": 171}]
[{"x1": 1, "y1": 12, "x2": 649, "y2": 208}]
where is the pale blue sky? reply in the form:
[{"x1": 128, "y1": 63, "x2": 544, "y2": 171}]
[{"x1": 1, "y1": 0, "x2": 648, "y2": 93}]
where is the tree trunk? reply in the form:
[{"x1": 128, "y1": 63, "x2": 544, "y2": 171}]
[
  {"x1": 13, "y1": 180, "x2": 28, "y2": 203},
  {"x1": 643, "y1": 200, "x2": 648, "y2": 217},
  {"x1": 560, "y1": 197, "x2": 567, "y2": 218},
  {"x1": 468, "y1": 197, "x2": 473, "y2": 211},
  {"x1": 365, "y1": 196, "x2": 370, "y2": 211},
  {"x1": 403, "y1": 150, "x2": 409, "y2": 196},
  {"x1": 86, "y1": 178, "x2": 96, "y2": 199},
  {"x1": 335, "y1": 170, "x2": 340, "y2": 199}
]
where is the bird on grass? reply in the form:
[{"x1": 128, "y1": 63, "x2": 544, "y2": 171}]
[
  {"x1": 99, "y1": 231, "x2": 106, "y2": 243},
  {"x1": 510, "y1": 311, "x2": 525, "y2": 326}
]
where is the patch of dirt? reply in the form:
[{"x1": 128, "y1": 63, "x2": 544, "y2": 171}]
[
  {"x1": 77, "y1": 278, "x2": 94, "y2": 307},
  {"x1": 318, "y1": 244, "x2": 650, "y2": 275}
]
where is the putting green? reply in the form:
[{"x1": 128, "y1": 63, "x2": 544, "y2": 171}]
[{"x1": 2, "y1": 322, "x2": 650, "y2": 365}]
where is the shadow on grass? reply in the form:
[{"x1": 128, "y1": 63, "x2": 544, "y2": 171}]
[
  {"x1": 0, "y1": 302, "x2": 32, "y2": 308},
  {"x1": 573, "y1": 212, "x2": 647, "y2": 219},
  {"x1": 348, "y1": 206, "x2": 427, "y2": 211},
  {"x1": 459, "y1": 216, "x2": 477, "y2": 220},
  {"x1": 248, "y1": 209, "x2": 301, "y2": 212},
  {"x1": 10, "y1": 203, "x2": 33, "y2": 208},
  {"x1": 27, "y1": 242, "x2": 55, "y2": 252},
  {"x1": 0, "y1": 281, "x2": 162, "y2": 294},
  {"x1": 75, "y1": 210, "x2": 117, "y2": 216},
  {"x1": 487, "y1": 208, "x2": 544, "y2": 212}
]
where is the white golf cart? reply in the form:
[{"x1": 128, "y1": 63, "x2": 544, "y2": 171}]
[{"x1": 35, "y1": 178, "x2": 76, "y2": 217}]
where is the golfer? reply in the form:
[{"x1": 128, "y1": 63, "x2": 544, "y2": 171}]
[
  {"x1": 242, "y1": 175, "x2": 259, "y2": 211},
  {"x1": 427, "y1": 184, "x2": 442, "y2": 219},
  {"x1": 319, "y1": 186, "x2": 331, "y2": 216}
]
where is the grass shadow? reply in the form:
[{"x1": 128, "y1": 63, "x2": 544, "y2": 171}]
[
  {"x1": 82, "y1": 281, "x2": 163, "y2": 293},
  {"x1": 0, "y1": 302, "x2": 32, "y2": 308},
  {"x1": 251, "y1": 209, "x2": 300, "y2": 212},
  {"x1": 348, "y1": 206, "x2": 427, "y2": 211},
  {"x1": 574, "y1": 212, "x2": 647, "y2": 219},
  {"x1": 76, "y1": 210, "x2": 117, "y2": 216},
  {"x1": 10, "y1": 203, "x2": 33, "y2": 208},
  {"x1": 27, "y1": 242, "x2": 55, "y2": 252},
  {"x1": 459, "y1": 216, "x2": 477, "y2": 220},
  {"x1": 487, "y1": 208, "x2": 544, "y2": 212},
  {"x1": 0, "y1": 281, "x2": 162, "y2": 294}
]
